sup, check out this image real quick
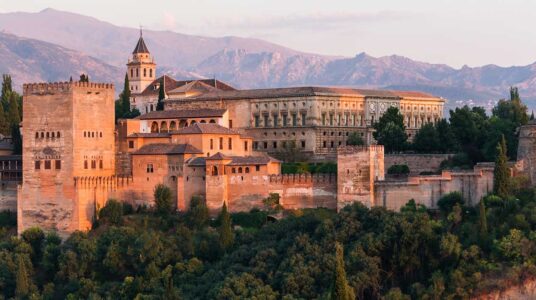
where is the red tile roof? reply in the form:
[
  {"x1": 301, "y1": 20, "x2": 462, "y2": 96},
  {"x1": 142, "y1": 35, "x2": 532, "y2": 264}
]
[
  {"x1": 132, "y1": 143, "x2": 202, "y2": 155},
  {"x1": 138, "y1": 75, "x2": 236, "y2": 97},
  {"x1": 138, "y1": 109, "x2": 227, "y2": 120},
  {"x1": 172, "y1": 123, "x2": 240, "y2": 135}
]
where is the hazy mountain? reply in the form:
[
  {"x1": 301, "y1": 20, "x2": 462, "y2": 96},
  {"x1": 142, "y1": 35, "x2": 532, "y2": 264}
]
[
  {"x1": 2, "y1": 8, "x2": 536, "y2": 109},
  {"x1": 0, "y1": 31, "x2": 122, "y2": 89}
]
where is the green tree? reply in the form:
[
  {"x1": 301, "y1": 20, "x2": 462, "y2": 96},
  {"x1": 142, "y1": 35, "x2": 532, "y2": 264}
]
[
  {"x1": 79, "y1": 74, "x2": 89, "y2": 82},
  {"x1": 7, "y1": 93, "x2": 20, "y2": 126},
  {"x1": 347, "y1": 132, "x2": 365, "y2": 146},
  {"x1": 157, "y1": 77, "x2": 165, "y2": 111},
  {"x1": 412, "y1": 123, "x2": 440, "y2": 153},
  {"x1": 188, "y1": 196, "x2": 209, "y2": 229},
  {"x1": 218, "y1": 202, "x2": 234, "y2": 252},
  {"x1": 11, "y1": 124, "x2": 21, "y2": 155},
  {"x1": 373, "y1": 107, "x2": 407, "y2": 153},
  {"x1": 21, "y1": 227, "x2": 45, "y2": 264},
  {"x1": 449, "y1": 105, "x2": 489, "y2": 163},
  {"x1": 154, "y1": 184, "x2": 173, "y2": 215},
  {"x1": 435, "y1": 119, "x2": 458, "y2": 153},
  {"x1": 98, "y1": 199, "x2": 123, "y2": 225},
  {"x1": 479, "y1": 199, "x2": 488, "y2": 244},
  {"x1": 15, "y1": 255, "x2": 30, "y2": 298},
  {"x1": 493, "y1": 135, "x2": 510, "y2": 199},
  {"x1": 331, "y1": 242, "x2": 355, "y2": 300}
]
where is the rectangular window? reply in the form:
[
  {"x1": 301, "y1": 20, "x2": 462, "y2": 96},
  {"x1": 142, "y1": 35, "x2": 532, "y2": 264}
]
[
  {"x1": 44, "y1": 160, "x2": 51, "y2": 170},
  {"x1": 91, "y1": 160, "x2": 96, "y2": 169},
  {"x1": 283, "y1": 114, "x2": 288, "y2": 126},
  {"x1": 322, "y1": 114, "x2": 326, "y2": 125},
  {"x1": 273, "y1": 141, "x2": 277, "y2": 149},
  {"x1": 35, "y1": 160, "x2": 40, "y2": 170},
  {"x1": 99, "y1": 160, "x2": 103, "y2": 169},
  {"x1": 228, "y1": 138, "x2": 232, "y2": 150},
  {"x1": 210, "y1": 139, "x2": 214, "y2": 150},
  {"x1": 264, "y1": 115, "x2": 270, "y2": 127},
  {"x1": 229, "y1": 120, "x2": 233, "y2": 128},
  {"x1": 301, "y1": 113, "x2": 306, "y2": 126},
  {"x1": 219, "y1": 137, "x2": 223, "y2": 150},
  {"x1": 292, "y1": 114, "x2": 297, "y2": 126},
  {"x1": 255, "y1": 165, "x2": 260, "y2": 172},
  {"x1": 244, "y1": 141, "x2": 248, "y2": 151},
  {"x1": 330, "y1": 114, "x2": 334, "y2": 126},
  {"x1": 254, "y1": 115, "x2": 260, "y2": 127},
  {"x1": 301, "y1": 141, "x2": 306, "y2": 148},
  {"x1": 263, "y1": 141, "x2": 268, "y2": 149},
  {"x1": 147, "y1": 164, "x2": 154, "y2": 173},
  {"x1": 55, "y1": 160, "x2": 61, "y2": 170},
  {"x1": 84, "y1": 161, "x2": 88, "y2": 169},
  {"x1": 273, "y1": 114, "x2": 279, "y2": 127},
  {"x1": 253, "y1": 141, "x2": 258, "y2": 150},
  {"x1": 128, "y1": 140, "x2": 134, "y2": 149}
]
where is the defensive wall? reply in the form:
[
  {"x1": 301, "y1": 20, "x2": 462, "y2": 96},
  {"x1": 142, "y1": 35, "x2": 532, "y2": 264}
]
[{"x1": 385, "y1": 153, "x2": 453, "y2": 175}]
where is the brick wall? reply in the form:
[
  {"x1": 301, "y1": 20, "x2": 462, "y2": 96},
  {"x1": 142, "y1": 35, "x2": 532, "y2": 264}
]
[{"x1": 385, "y1": 154, "x2": 452, "y2": 175}]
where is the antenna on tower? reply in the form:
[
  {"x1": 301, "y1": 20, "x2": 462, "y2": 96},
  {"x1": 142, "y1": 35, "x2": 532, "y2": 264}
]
[{"x1": 140, "y1": 25, "x2": 143, "y2": 37}]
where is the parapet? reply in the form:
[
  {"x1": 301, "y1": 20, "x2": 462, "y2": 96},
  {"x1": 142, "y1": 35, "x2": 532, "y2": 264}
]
[
  {"x1": 337, "y1": 145, "x2": 384, "y2": 155},
  {"x1": 269, "y1": 173, "x2": 336, "y2": 184},
  {"x1": 23, "y1": 81, "x2": 114, "y2": 95},
  {"x1": 74, "y1": 175, "x2": 133, "y2": 188}
]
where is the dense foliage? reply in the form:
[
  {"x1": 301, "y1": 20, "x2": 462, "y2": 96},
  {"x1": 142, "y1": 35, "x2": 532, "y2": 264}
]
[
  {"x1": 0, "y1": 75, "x2": 22, "y2": 154},
  {"x1": 387, "y1": 164, "x2": 410, "y2": 175},
  {"x1": 282, "y1": 162, "x2": 337, "y2": 174},
  {"x1": 373, "y1": 106, "x2": 408, "y2": 153},
  {"x1": 115, "y1": 73, "x2": 141, "y2": 121}
]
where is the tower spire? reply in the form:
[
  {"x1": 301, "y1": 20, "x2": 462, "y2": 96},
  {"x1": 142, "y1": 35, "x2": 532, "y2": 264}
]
[{"x1": 140, "y1": 25, "x2": 143, "y2": 37}]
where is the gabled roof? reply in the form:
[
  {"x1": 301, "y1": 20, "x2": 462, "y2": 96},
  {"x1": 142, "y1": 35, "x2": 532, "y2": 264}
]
[
  {"x1": 138, "y1": 75, "x2": 235, "y2": 97},
  {"x1": 206, "y1": 152, "x2": 230, "y2": 160},
  {"x1": 133, "y1": 36, "x2": 150, "y2": 54},
  {"x1": 168, "y1": 80, "x2": 218, "y2": 95},
  {"x1": 172, "y1": 123, "x2": 240, "y2": 135},
  {"x1": 138, "y1": 108, "x2": 226, "y2": 120},
  {"x1": 132, "y1": 143, "x2": 202, "y2": 155},
  {"x1": 187, "y1": 157, "x2": 206, "y2": 166}
]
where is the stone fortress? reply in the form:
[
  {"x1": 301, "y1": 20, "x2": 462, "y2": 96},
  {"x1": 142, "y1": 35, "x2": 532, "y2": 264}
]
[{"x1": 10, "y1": 33, "x2": 510, "y2": 237}]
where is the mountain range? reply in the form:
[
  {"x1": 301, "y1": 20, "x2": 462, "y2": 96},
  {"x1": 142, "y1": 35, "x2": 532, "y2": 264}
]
[{"x1": 1, "y1": 8, "x2": 536, "y2": 110}]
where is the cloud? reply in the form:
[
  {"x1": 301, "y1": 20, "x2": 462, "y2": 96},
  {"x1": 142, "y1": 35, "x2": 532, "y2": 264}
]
[
  {"x1": 203, "y1": 10, "x2": 416, "y2": 31},
  {"x1": 162, "y1": 12, "x2": 177, "y2": 30}
]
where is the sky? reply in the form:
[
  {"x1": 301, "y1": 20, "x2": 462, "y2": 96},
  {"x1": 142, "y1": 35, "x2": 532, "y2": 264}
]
[{"x1": 1, "y1": 0, "x2": 536, "y2": 68}]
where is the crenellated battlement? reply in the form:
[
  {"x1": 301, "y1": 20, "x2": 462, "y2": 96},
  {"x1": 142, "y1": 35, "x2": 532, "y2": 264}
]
[
  {"x1": 337, "y1": 145, "x2": 384, "y2": 155},
  {"x1": 23, "y1": 81, "x2": 114, "y2": 95},
  {"x1": 269, "y1": 173, "x2": 336, "y2": 184},
  {"x1": 74, "y1": 175, "x2": 133, "y2": 188}
]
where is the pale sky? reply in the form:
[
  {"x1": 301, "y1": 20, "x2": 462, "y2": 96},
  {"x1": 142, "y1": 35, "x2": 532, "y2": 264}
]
[{"x1": 1, "y1": 0, "x2": 535, "y2": 68}]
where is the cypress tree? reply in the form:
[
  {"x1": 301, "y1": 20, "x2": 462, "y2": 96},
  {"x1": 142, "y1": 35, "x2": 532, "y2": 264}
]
[
  {"x1": 531, "y1": 111, "x2": 535, "y2": 120},
  {"x1": 479, "y1": 199, "x2": 488, "y2": 238},
  {"x1": 11, "y1": 124, "x2": 21, "y2": 154},
  {"x1": 331, "y1": 242, "x2": 355, "y2": 300},
  {"x1": 157, "y1": 77, "x2": 165, "y2": 111},
  {"x1": 493, "y1": 135, "x2": 510, "y2": 199},
  {"x1": 218, "y1": 202, "x2": 234, "y2": 251},
  {"x1": 120, "y1": 73, "x2": 131, "y2": 117},
  {"x1": 1, "y1": 74, "x2": 12, "y2": 105},
  {"x1": 15, "y1": 256, "x2": 30, "y2": 298},
  {"x1": 7, "y1": 92, "x2": 21, "y2": 127}
]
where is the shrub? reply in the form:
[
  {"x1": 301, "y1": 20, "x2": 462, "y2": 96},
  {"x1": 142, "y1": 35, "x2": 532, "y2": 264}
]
[
  {"x1": 0, "y1": 210, "x2": 16, "y2": 228},
  {"x1": 387, "y1": 164, "x2": 410, "y2": 175},
  {"x1": 437, "y1": 192, "x2": 464, "y2": 214},
  {"x1": 440, "y1": 153, "x2": 473, "y2": 170},
  {"x1": 263, "y1": 193, "x2": 282, "y2": 211},
  {"x1": 99, "y1": 199, "x2": 123, "y2": 225},
  {"x1": 231, "y1": 209, "x2": 268, "y2": 229},
  {"x1": 188, "y1": 196, "x2": 209, "y2": 229},
  {"x1": 154, "y1": 184, "x2": 173, "y2": 215}
]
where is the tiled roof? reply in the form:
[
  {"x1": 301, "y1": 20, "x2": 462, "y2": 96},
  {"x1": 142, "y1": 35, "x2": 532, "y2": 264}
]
[
  {"x1": 228, "y1": 156, "x2": 279, "y2": 165},
  {"x1": 172, "y1": 123, "x2": 240, "y2": 135},
  {"x1": 138, "y1": 109, "x2": 227, "y2": 120},
  {"x1": 138, "y1": 75, "x2": 236, "y2": 97},
  {"x1": 127, "y1": 133, "x2": 171, "y2": 138},
  {"x1": 187, "y1": 157, "x2": 206, "y2": 166},
  {"x1": 166, "y1": 86, "x2": 440, "y2": 102},
  {"x1": 206, "y1": 152, "x2": 230, "y2": 160},
  {"x1": 133, "y1": 36, "x2": 150, "y2": 54},
  {"x1": 132, "y1": 143, "x2": 202, "y2": 155}
]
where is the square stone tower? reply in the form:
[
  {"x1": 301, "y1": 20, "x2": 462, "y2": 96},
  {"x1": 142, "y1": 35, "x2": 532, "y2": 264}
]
[{"x1": 18, "y1": 82, "x2": 115, "y2": 236}]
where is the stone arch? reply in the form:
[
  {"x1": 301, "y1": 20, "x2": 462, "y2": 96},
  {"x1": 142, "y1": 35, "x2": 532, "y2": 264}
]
[
  {"x1": 57, "y1": 131, "x2": 61, "y2": 138},
  {"x1": 169, "y1": 121, "x2": 177, "y2": 131},
  {"x1": 238, "y1": 167, "x2": 243, "y2": 173},
  {"x1": 209, "y1": 119, "x2": 216, "y2": 123},
  {"x1": 190, "y1": 120, "x2": 197, "y2": 125},
  {"x1": 179, "y1": 120, "x2": 188, "y2": 128},
  {"x1": 200, "y1": 120, "x2": 206, "y2": 123},
  {"x1": 245, "y1": 167, "x2": 250, "y2": 173},
  {"x1": 160, "y1": 121, "x2": 168, "y2": 133},
  {"x1": 151, "y1": 122, "x2": 159, "y2": 133}
]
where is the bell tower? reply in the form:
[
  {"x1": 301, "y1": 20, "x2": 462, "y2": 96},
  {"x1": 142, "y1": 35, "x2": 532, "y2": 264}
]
[{"x1": 127, "y1": 28, "x2": 156, "y2": 95}]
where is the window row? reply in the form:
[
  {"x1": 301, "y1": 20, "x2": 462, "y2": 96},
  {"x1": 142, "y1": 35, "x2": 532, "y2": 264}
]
[
  {"x1": 253, "y1": 140, "x2": 306, "y2": 150},
  {"x1": 255, "y1": 102, "x2": 307, "y2": 109},
  {"x1": 323, "y1": 131, "x2": 365, "y2": 137},
  {"x1": 35, "y1": 131, "x2": 61, "y2": 139},
  {"x1": 84, "y1": 160, "x2": 104, "y2": 169},
  {"x1": 150, "y1": 119, "x2": 218, "y2": 132},
  {"x1": 129, "y1": 67, "x2": 153, "y2": 80},
  {"x1": 83, "y1": 131, "x2": 103, "y2": 138},
  {"x1": 209, "y1": 138, "x2": 248, "y2": 151},
  {"x1": 254, "y1": 113, "x2": 307, "y2": 128},
  {"x1": 321, "y1": 113, "x2": 366, "y2": 127},
  {"x1": 35, "y1": 160, "x2": 61, "y2": 170}
]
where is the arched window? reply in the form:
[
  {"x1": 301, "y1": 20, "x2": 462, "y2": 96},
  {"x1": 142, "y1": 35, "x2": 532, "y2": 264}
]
[
  {"x1": 209, "y1": 119, "x2": 216, "y2": 123},
  {"x1": 238, "y1": 167, "x2": 243, "y2": 173},
  {"x1": 136, "y1": 68, "x2": 139, "y2": 77},
  {"x1": 212, "y1": 166, "x2": 218, "y2": 176},
  {"x1": 169, "y1": 121, "x2": 176, "y2": 131},
  {"x1": 150, "y1": 104, "x2": 154, "y2": 112},
  {"x1": 150, "y1": 69, "x2": 153, "y2": 77},
  {"x1": 151, "y1": 122, "x2": 159, "y2": 133},
  {"x1": 200, "y1": 120, "x2": 206, "y2": 123},
  {"x1": 100, "y1": 132, "x2": 102, "y2": 138},
  {"x1": 160, "y1": 121, "x2": 168, "y2": 133},
  {"x1": 84, "y1": 160, "x2": 88, "y2": 169},
  {"x1": 57, "y1": 132, "x2": 60, "y2": 138},
  {"x1": 179, "y1": 120, "x2": 188, "y2": 128},
  {"x1": 143, "y1": 68, "x2": 147, "y2": 77},
  {"x1": 190, "y1": 120, "x2": 197, "y2": 125},
  {"x1": 91, "y1": 132, "x2": 95, "y2": 138},
  {"x1": 35, "y1": 132, "x2": 39, "y2": 139},
  {"x1": 245, "y1": 167, "x2": 250, "y2": 173},
  {"x1": 51, "y1": 132, "x2": 55, "y2": 138},
  {"x1": 130, "y1": 69, "x2": 133, "y2": 78},
  {"x1": 84, "y1": 131, "x2": 86, "y2": 137},
  {"x1": 46, "y1": 132, "x2": 49, "y2": 138},
  {"x1": 232, "y1": 168, "x2": 236, "y2": 173},
  {"x1": 40, "y1": 132, "x2": 44, "y2": 138}
]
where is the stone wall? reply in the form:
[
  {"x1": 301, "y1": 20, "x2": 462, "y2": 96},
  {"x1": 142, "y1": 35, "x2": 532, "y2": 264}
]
[
  {"x1": 472, "y1": 278, "x2": 536, "y2": 300},
  {"x1": 0, "y1": 181, "x2": 18, "y2": 211},
  {"x1": 385, "y1": 153, "x2": 452, "y2": 175}
]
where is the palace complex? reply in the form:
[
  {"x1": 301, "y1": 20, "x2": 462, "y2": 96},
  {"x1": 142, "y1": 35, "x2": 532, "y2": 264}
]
[{"x1": 4, "y1": 34, "x2": 508, "y2": 237}]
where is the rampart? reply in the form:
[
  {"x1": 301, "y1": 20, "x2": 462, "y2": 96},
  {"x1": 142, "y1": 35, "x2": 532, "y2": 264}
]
[{"x1": 385, "y1": 153, "x2": 452, "y2": 175}]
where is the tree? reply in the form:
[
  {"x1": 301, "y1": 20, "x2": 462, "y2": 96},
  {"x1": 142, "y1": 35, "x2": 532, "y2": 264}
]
[
  {"x1": 347, "y1": 132, "x2": 364, "y2": 146},
  {"x1": 15, "y1": 255, "x2": 30, "y2": 298},
  {"x1": 154, "y1": 184, "x2": 173, "y2": 215},
  {"x1": 373, "y1": 107, "x2": 407, "y2": 153},
  {"x1": 479, "y1": 199, "x2": 488, "y2": 244},
  {"x1": 412, "y1": 123, "x2": 440, "y2": 153},
  {"x1": 188, "y1": 196, "x2": 209, "y2": 229},
  {"x1": 435, "y1": 119, "x2": 458, "y2": 153},
  {"x1": 493, "y1": 135, "x2": 510, "y2": 199},
  {"x1": 449, "y1": 105, "x2": 489, "y2": 163},
  {"x1": 121, "y1": 73, "x2": 131, "y2": 113},
  {"x1": 331, "y1": 242, "x2": 355, "y2": 300},
  {"x1": 437, "y1": 192, "x2": 464, "y2": 215},
  {"x1": 7, "y1": 93, "x2": 20, "y2": 127},
  {"x1": 79, "y1": 74, "x2": 89, "y2": 82},
  {"x1": 11, "y1": 123, "x2": 21, "y2": 154},
  {"x1": 157, "y1": 77, "x2": 165, "y2": 111},
  {"x1": 98, "y1": 199, "x2": 123, "y2": 225},
  {"x1": 21, "y1": 227, "x2": 45, "y2": 264},
  {"x1": 218, "y1": 202, "x2": 234, "y2": 252},
  {"x1": 1, "y1": 74, "x2": 13, "y2": 109}
]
